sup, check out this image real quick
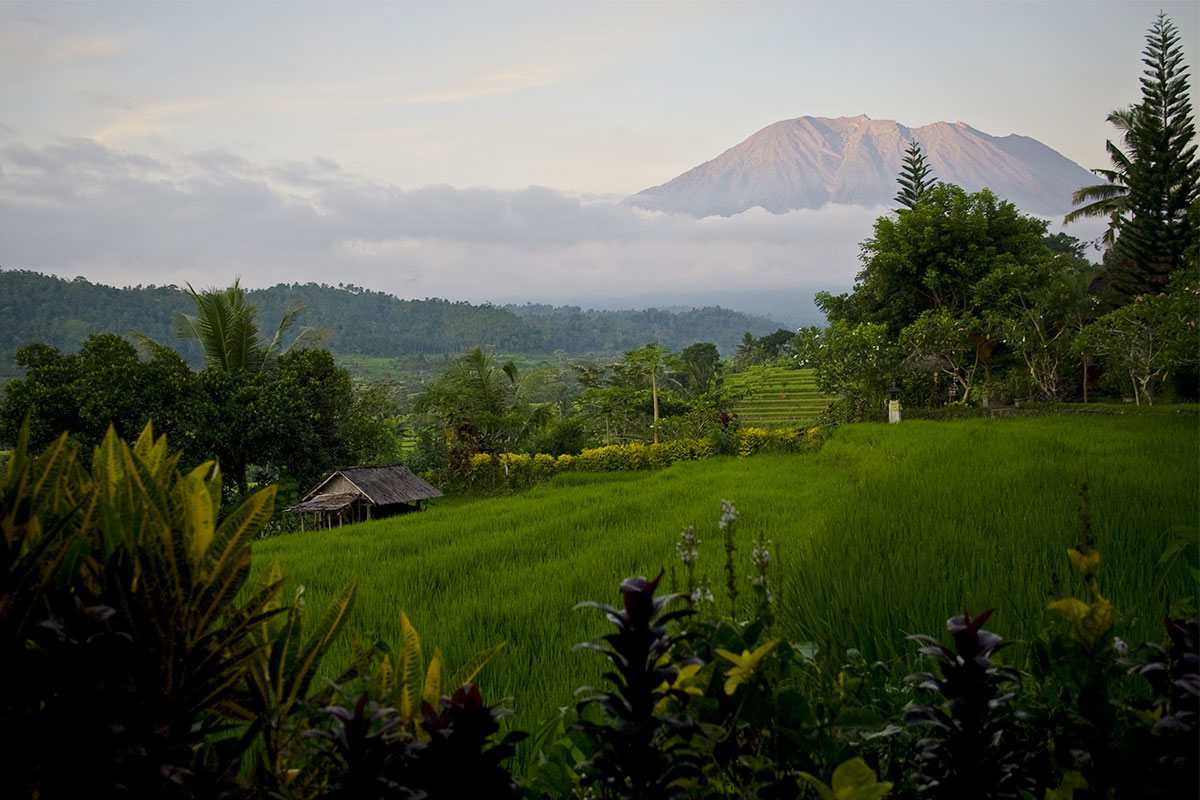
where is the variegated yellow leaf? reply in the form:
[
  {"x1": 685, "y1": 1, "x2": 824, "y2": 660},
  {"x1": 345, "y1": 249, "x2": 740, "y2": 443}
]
[
  {"x1": 423, "y1": 647, "x2": 445, "y2": 711},
  {"x1": 399, "y1": 610, "x2": 422, "y2": 722}
]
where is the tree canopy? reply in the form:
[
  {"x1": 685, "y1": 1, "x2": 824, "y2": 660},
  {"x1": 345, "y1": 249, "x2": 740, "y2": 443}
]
[{"x1": 818, "y1": 184, "x2": 1052, "y2": 337}]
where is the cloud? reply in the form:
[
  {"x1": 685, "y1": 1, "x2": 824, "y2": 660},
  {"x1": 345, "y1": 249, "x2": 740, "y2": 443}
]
[{"x1": 0, "y1": 138, "x2": 885, "y2": 316}]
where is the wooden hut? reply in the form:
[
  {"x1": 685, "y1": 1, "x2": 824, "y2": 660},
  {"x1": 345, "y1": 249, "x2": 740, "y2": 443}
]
[{"x1": 283, "y1": 465, "x2": 443, "y2": 529}]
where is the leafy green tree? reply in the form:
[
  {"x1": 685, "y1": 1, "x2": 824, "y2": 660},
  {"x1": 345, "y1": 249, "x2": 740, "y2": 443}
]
[
  {"x1": 895, "y1": 140, "x2": 936, "y2": 209},
  {"x1": 1075, "y1": 283, "x2": 1198, "y2": 404},
  {"x1": 679, "y1": 342, "x2": 722, "y2": 398},
  {"x1": 900, "y1": 309, "x2": 987, "y2": 403},
  {"x1": 734, "y1": 331, "x2": 766, "y2": 369},
  {"x1": 1115, "y1": 13, "x2": 1200, "y2": 294},
  {"x1": 797, "y1": 321, "x2": 897, "y2": 419},
  {"x1": 0, "y1": 334, "x2": 199, "y2": 454},
  {"x1": 414, "y1": 348, "x2": 552, "y2": 461},
  {"x1": 975, "y1": 250, "x2": 1103, "y2": 401},
  {"x1": 819, "y1": 184, "x2": 1052, "y2": 337}
]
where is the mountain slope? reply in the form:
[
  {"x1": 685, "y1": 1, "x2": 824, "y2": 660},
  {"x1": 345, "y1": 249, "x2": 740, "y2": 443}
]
[{"x1": 626, "y1": 115, "x2": 1098, "y2": 217}]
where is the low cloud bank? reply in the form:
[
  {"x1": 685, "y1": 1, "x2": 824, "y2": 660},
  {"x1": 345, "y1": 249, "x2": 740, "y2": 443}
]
[{"x1": 0, "y1": 138, "x2": 1100, "y2": 318}]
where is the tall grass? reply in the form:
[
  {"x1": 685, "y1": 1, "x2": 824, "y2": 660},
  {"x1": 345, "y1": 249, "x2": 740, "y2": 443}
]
[{"x1": 253, "y1": 414, "x2": 1198, "y2": 739}]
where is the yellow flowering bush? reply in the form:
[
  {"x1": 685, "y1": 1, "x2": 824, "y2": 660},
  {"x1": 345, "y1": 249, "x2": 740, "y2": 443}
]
[
  {"x1": 736, "y1": 427, "x2": 770, "y2": 457},
  {"x1": 459, "y1": 428, "x2": 824, "y2": 491},
  {"x1": 532, "y1": 453, "x2": 557, "y2": 480}
]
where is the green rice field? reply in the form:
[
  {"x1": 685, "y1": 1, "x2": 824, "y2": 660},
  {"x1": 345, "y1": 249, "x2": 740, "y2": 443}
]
[
  {"x1": 253, "y1": 412, "x2": 1199, "y2": 737},
  {"x1": 726, "y1": 366, "x2": 836, "y2": 426}
]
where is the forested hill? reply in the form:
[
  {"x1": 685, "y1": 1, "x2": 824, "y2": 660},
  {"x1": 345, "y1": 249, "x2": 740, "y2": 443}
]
[
  {"x1": 502, "y1": 302, "x2": 784, "y2": 355},
  {"x1": 0, "y1": 270, "x2": 784, "y2": 375}
]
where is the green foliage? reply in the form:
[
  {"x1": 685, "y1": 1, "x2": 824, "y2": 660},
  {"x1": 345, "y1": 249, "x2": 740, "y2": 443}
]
[
  {"x1": 899, "y1": 308, "x2": 987, "y2": 402},
  {"x1": 448, "y1": 427, "x2": 818, "y2": 493},
  {"x1": 798, "y1": 321, "x2": 898, "y2": 419},
  {"x1": 0, "y1": 271, "x2": 782, "y2": 380},
  {"x1": 1074, "y1": 284, "x2": 1198, "y2": 405},
  {"x1": 903, "y1": 610, "x2": 1039, "y2": 798},
  {"x1": 2, "y1": 313, "x2": 401, "y2": 496},
  {"x1": 679, "y1": 342, "x2": 723, "y2": 397},
  {"x1": 573, "y1": 571, "x2": 704, "y2": 799},
  {"x1": 895, "y1": 140, "x2": 936, "y2": 210},
  {"x1": 1064, "y1": 106, "x2": 1138, "y2": 247},
  {"x1": 625, "y1": 343, "x2": 676, "y2": 444},
  {"x1": 414, "y1": 347, "x2": 554, "y2": 464},
  {"x1": 1, "y1": 422, "x2": 532, "y2": 798},
  {"x1": 823, "y1": 184, "x2": 1052, "y2": 336},
  {"x1": 975, "y1": 255, "x2": 1103, "y2": 402},
  {"x1": 1115, "y1": 13, "x2": 1200, "y2": 293},
  {"x1": 176, "y1": 278, "x2": 319, "y2": 373},
  {"x1": 0, "y1": 333, "x2": 200, "y2": 456},
  {"x1": 1, "y1": 422, "x2": 290, "y2": 796}
]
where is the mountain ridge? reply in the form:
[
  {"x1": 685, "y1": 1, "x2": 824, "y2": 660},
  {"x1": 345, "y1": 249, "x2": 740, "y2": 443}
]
[
  {"x1": 626, "y1": 115, "x2": 1098, "y2": 218},
  {"x1": 0, "y1": 269, "x2": 785, "y2": 377}
]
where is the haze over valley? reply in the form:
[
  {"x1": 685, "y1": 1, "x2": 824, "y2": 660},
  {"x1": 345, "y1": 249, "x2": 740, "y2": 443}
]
[{"x1": 0, "y1": 2, "x2": 1191, "y2": 320}]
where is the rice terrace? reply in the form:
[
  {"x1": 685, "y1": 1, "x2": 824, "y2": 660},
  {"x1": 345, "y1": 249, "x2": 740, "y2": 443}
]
[
  {"x1": 255, "y1": 413, "x2": 1198, "y2": 730},
  {"x1": 2, "y1": 4, "x2": 1199, "y2": 799}
]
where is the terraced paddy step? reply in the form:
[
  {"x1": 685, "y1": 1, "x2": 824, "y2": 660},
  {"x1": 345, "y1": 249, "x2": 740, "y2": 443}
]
[{"x1": 728, "y1": 365, "x2": 837, "y2": 427}]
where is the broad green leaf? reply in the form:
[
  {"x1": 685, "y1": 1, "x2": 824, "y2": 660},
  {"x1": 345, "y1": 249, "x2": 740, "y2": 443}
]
[
  {"x1": 282, "y1": 578, "x2": 356, "y2": 712},
  {"x1": 95, "y1": 427, "x2": 126, "y2": 493},
  {"x1": 199, "y1": 484, "x2": 273, "y2": 587},
  {"x1": 797, "y1": 773, "x2": 836, "y2": 800},
  {"x1": 448, "y1": 641, "x2": 505, "y2": 690},
  {"x1": 800, "y1": 758, "x2": 892, "y2": 800},
  {"x1": 1044, "y1": 770, "x2": 1088, "y2": 800},
  {"x1": 832, "y1": 757, "x2": 892, "y2": 800}
]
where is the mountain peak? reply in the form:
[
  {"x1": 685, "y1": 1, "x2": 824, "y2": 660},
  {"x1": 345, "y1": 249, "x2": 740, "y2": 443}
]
[{"x1": 626, "y1": 116, "x2": 1095, "y2": 217}]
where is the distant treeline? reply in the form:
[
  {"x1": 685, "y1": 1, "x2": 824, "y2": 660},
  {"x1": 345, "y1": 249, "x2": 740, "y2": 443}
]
[{"x1": 0, "y1": 270, "x2": 783, "y2": 376}]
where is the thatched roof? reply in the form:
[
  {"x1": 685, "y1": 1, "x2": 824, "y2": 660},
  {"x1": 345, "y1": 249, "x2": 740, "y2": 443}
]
[
  {"x1": 294, "y1": 464, "x2": 443, "y2": 510},
  {"x1": 285, "y1": 492, "x2": 360, "y2": 514}
]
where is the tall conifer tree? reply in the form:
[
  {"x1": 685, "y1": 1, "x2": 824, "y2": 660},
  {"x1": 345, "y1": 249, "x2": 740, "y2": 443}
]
[
  {"x1": 895, "y1": 140, "x2": 936, "y2": 209},
  {"x1": 1113, "y1": 13, "x2": 1199, "y2": 294}
]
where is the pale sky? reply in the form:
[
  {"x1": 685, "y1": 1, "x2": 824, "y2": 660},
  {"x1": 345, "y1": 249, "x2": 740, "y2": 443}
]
[{"x1": 1, "y1": 1, "x2": 1196, "y2": 320}]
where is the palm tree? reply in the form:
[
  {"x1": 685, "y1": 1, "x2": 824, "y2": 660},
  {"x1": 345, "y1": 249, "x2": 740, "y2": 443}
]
[
  {"x1": 175, "y1": 278, "x2": 316, "y2": 372},
  {"x1": 1064, "y1": 107, "x2": 1138, "y2": 248},
  {"x1": 624, "y1": 343, "x2": 675, "y2": 444}
]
